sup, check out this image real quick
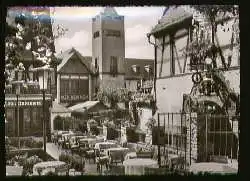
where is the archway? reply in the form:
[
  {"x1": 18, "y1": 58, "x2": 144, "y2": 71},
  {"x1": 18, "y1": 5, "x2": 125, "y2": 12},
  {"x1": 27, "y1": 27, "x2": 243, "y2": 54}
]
[
  {"x1": 195, "y1": 100, "x2": 238, "y2": 162},
  {"x1": 182, "y1": 71, "x2": 239, "y2": 162}
]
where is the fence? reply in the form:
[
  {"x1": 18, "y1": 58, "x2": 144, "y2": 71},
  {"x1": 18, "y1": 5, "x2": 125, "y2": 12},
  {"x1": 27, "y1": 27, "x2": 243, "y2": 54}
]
[{"x1": 155, "y1": 112, "x2": 239, "y2": 170}]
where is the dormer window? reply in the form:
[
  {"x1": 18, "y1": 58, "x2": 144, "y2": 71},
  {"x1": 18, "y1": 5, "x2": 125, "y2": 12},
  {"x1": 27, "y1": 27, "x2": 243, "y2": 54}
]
[
  {"x1": 144, "y1": 65, "x2": 151, "y2": 73},
  {"x1": 132, "y1": 65, "x2": 140, "y2": 73}
]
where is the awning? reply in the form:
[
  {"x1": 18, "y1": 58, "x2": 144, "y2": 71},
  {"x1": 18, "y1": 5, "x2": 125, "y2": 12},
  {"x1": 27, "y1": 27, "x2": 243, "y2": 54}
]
[{"x1": 51, "y1": 101, "x2": 70, "y2": 113}]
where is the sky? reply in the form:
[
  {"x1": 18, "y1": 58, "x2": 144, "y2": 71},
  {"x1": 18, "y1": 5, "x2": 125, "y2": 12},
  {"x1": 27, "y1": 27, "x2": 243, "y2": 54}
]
[{"x1": 51, "y1": 6, "x2": 165, "y2": 59}]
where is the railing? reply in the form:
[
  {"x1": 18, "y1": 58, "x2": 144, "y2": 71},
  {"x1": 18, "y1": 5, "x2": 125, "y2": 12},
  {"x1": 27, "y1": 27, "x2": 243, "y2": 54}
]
[{"x1": 156, "y1": 112, "x2": 239, "y2": 170}]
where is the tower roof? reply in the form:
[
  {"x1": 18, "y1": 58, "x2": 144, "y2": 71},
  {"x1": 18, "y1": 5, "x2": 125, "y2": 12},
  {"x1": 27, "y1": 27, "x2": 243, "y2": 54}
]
[{"x1": 100, "y1": 7, "x2": 119, "y2": 16}]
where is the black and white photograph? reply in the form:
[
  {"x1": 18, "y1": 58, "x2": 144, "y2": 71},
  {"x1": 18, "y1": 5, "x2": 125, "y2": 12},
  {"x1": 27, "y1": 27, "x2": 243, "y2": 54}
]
[{"x1": 5, "y1": 5, "x2": 239, "y2": 176}]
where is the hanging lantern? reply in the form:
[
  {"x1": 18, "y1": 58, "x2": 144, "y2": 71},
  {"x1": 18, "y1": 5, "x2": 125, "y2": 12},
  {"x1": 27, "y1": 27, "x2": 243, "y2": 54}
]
[{"x1": 31, "y1": 65, "x2": 53, "y2": 90}]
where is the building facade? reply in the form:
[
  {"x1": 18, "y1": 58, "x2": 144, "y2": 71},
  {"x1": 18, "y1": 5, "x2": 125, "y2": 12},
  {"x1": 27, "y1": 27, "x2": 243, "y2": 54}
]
[
  {"x1": 148, "y1": 6, "x2": 239, "y2": 163},
  {"x1": 5, "y1": 7, "x2": 56, "y2": 137},
  {"x1": 92, "y1": 7, "x2": 125, "y2": 89},
  {"x1": 56, "y1": 48, "x2": 95, "y2": 106}
]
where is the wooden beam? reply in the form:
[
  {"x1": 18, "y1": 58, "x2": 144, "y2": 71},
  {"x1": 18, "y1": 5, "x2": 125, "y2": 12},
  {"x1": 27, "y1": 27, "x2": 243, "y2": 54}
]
[
  {"x1": 159, "y1": 36, "x2": 165, "y2": 78},
  {"x1": 173, "y1": 41, "x2": 182, "y2": 74},
  {"x1": 183, "y1": 27, "x2": 190, "y2": 73}
]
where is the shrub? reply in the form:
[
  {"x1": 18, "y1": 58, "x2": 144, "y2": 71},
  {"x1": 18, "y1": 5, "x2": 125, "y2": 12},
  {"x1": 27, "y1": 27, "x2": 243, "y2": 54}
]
[
  {"x1": 90, "y1": 126, "x2": 99, "y2": 135},
  {"x1": 59, "y1": 153, "x2": 71, "y2": 164},
  {"x1": 59, "y1": 153, "x2": 85, "y2": 172},
  {"x1": 22, "y1": 155, "x2": 43, "y2": 175},
  {"x1": 7, "y1": 137, "x2": 43, "y2": 149}
]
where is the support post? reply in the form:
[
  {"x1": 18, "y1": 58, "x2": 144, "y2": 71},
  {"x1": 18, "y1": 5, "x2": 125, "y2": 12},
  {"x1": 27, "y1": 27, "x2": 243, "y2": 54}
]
[
  {"x1": 17, "y1": 94, "x2": 20, "y2": 150},
  {"x1": 205, "y1": 114, "x2": 208, "y2": 161},
  {"x1": 157, "y1": 113, "x2": 161, "y2": 167},
  {"x1": 43, "y1": 89, "x2": 46, "y2": 153}
]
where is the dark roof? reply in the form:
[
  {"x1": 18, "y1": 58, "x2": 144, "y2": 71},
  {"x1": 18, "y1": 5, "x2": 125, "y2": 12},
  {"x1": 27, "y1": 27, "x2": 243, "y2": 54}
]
[
  {"x1": 124, "y1": 58, "x2": 154, "y2": 80},
  {"x1": 56, "y1": 48, "x2": 94, "y2": 74},
  {"x1": 150, "y1": 6, "x2": 192, "y2": 35}
]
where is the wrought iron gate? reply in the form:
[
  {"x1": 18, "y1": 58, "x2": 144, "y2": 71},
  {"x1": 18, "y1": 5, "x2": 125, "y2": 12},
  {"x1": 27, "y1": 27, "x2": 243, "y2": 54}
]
[{"x1": 156, "y1": 112, "x2": 239, "y2": 170}]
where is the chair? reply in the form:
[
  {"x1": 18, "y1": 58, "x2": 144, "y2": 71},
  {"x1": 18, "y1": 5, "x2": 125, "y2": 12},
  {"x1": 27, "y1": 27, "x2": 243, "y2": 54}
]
[{"x1": 209, "y1": 155, "x2": 228, "y2": 164}]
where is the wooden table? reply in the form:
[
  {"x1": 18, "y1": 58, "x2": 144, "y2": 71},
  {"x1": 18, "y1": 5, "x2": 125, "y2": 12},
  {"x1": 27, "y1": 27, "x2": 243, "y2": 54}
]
[
  {"x1": 123, "y1": 158, "x2": 158, "y2": 175},
  {"x1": 189, "y1": 162, "x2": 238, "y2": 174}
]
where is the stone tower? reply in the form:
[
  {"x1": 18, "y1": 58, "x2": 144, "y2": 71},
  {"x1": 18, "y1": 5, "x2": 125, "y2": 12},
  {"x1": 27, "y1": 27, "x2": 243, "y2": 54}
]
[{"x1": 92, "y1": 7, "x2": 125, "y2": 89}]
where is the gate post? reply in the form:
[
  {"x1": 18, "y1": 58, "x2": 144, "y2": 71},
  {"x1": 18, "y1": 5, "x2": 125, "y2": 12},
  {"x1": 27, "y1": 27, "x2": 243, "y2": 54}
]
[
  {"x1": 157, "y1": 113, "x2": 161, "y2": 167},
  {"x1": 205, "y1": 114, "x2": 208, "y2": 161}
]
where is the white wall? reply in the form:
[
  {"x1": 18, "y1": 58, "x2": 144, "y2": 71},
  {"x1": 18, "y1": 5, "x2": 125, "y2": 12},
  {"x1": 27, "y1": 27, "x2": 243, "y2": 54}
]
[
  {"x1": 137, "y1": 107, "x2": 152, "y2": 132},
  {"x1": 155, "y1": 68, "x2": 240, "y2": 114}
]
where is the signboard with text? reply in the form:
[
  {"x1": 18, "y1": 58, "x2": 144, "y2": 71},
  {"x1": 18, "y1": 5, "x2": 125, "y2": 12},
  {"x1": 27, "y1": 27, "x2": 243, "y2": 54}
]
[
  {"x1": 60, "y1": 94, "x2": 89, "y2": 103},
  {"x1": 5, "y1": 100, "x2": 42, "y2": 107}
]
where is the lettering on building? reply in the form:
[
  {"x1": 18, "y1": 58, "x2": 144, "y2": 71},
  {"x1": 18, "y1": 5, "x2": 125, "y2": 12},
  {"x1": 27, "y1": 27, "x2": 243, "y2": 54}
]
[{"x1": 5, "y1": 101, "x2": 42, "y2": 107}]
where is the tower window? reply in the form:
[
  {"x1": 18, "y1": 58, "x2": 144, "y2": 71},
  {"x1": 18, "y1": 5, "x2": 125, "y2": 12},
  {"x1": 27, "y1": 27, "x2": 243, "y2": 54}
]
[
  {"x1": 95, "y1": 58, "x2": 98, "y2": 70},
  {"x1": 93, "y1": 31, "x2": 100, "y2": 38},
  {"x1": 110, "y1": 56, "x2": 118, "y2": 77},
  {"x1": 103, "y1": 29, "x2": 121, "y2": 37}
]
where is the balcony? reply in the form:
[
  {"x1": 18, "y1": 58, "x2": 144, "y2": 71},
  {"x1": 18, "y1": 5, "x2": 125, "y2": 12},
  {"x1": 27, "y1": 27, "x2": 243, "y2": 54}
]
[{"x1": 5, "y1": 81, "x2": 53, "y2": 95}]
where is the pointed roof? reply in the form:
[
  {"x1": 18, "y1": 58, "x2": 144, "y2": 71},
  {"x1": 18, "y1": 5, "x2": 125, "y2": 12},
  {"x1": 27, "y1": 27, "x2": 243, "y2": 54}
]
[
  {"x1": 100, "y1": 7, "x2": 119, "y2": 16},
  {"x1": 150, "y1": 6, "x2": 192, "y2": 35},
  {"x1": 56, "y1": 48, "x2": 94, "y2": 73}
]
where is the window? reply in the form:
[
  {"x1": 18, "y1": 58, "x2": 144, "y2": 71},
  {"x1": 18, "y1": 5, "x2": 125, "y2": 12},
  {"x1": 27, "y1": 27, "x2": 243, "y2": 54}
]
[
  {"x1": 6, "y1": 108, "x2": 15, "y2": 136},
  {"x1": 103, "y1": 29, "x2": 121, "y2": 37},
  {"x1": 95, "y1": 58, "x2": 98, "y2": 70},
  {"x1": 93, "y1": 31, "x2": 100, "y2": 38},
  {"x1": 131, "y1": 65, "x2": 140, "y2": 74},
  {"x1": 28, "y1": 65, "x2": 34, "y2": 81},
  {"x1": 110, "y1": 56, "x2": 118, "y2": 76},
  {"x1": 32, "y1": 107, "x2": 42, "y2": 135},
  {"x1": 23, "y1": 108, "x2": 31, "y2": 135}
]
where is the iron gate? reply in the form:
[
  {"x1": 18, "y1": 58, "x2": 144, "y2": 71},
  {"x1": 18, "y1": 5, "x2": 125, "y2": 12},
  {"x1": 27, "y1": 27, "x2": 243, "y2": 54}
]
[{"x1": 155, "y1": 112, "x2": 239, "y2": 170}]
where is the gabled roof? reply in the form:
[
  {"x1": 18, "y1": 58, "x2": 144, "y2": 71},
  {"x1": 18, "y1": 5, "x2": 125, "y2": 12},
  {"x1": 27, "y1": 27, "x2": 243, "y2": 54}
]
[
  {"x1": 56, "y1": 48, "x2": 94, "y2": 73},
  {"x1": 150, "y1": 6, "x2": 193, "y2": 35}
]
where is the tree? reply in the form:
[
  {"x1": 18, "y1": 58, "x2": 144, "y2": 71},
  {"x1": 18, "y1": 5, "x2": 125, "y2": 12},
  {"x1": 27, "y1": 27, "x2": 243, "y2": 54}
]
[
  {"x1": 183, "y1": 5, "x2": 239, "y2": 71},
  {"x1": 5, "y1": 7, "x2": 68, "y2": 85},
  {"x1": 97, "y1": 87, "x2": 131, "y2": 109}
]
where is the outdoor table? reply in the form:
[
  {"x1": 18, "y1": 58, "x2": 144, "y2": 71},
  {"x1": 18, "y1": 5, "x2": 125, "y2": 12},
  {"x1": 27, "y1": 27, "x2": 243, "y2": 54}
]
[
  {"x1": 189, "y1": 162, "x2": 238, "y2": 174},
  {"x1": 123, "y1": 158, "x2": 158, "y2": 175},
  {"x1": 125, "y1": 152, "x2": 137, "y2": 160},
  {"x1": 86, "y1": 150, "x2": 95, "y2": 155},
  {"x1": 6, "y1": 166, "x2": 23, "y2": 176},
  {"x1": 33, "y1": 161, "x2": 68, "y2": 176}
]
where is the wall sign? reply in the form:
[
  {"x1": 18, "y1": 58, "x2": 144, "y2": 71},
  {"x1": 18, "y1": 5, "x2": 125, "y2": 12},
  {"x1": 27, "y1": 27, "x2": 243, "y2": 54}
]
[
  {"x1": 60, "y1": 94, "x2": 88, "y2": 101},
  {"x1": 5, "y1": 101, "x2": 42, "y2": 107}
]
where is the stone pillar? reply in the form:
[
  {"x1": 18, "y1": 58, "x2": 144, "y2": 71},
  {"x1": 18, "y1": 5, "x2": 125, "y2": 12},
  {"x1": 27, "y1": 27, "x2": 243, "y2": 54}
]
[
  {"x1": 57, "y1": 74, "x2": 60, "y2": 103},
  {"x1": 121, "y1": 126, "x2": 127, "y2": 143},
  {"x1": 103, "y1": 125, "x2": 108, "y2": 141},
  {"x1": 89, "y1": 74, "x2": 92, "y2": 101},
  {"x1": 50, "y1": 112, "x2": 54, "y2": 133},
  {"x1": 186, "y1": 113, "x2": 198, "y2": 165}
]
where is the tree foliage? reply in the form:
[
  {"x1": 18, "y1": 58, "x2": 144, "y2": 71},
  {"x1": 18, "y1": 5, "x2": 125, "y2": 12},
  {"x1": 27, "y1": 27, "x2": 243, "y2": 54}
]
[
  {"x1": 182, "y1": 5, "x2": 239, "y2": 71},
  {"x1": 97, "y1": 87, "x2": 131, "y2": 108},
  {"x1": 5, "y1": 7, "x2": 68, "y2": 85}
]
